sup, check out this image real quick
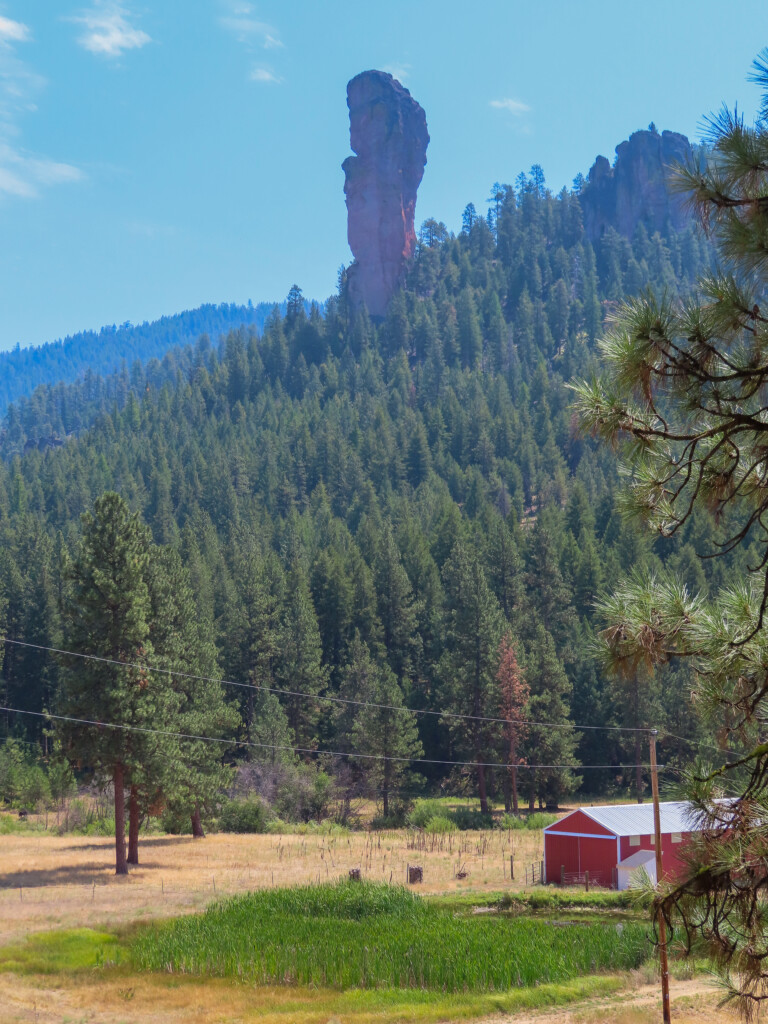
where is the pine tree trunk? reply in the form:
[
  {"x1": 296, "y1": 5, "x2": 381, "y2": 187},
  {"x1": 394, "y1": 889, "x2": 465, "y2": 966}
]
[
  {"x1": 191, "y1": 804, "x2": 205, "y2": 838},
  {"x1": 503, "y1": 769, "x2": 511, "y2": 813},
  {"x1": 511, "y1": 764, "x2": 519, "y2": 815},
  {"x1": 127, "y1": 786, "x2": 140, "y2": 865},
  {"x1": 478, "y1": 763, "x2": 488, "y2": 815},
  {"x1": 113, "y1": 764, "x2": 127, "y2": 876},
  {"x1": 528, "y1": 769, "x2": 535, "y2": 814},
  {"x1": 635, "y1": 733, "x2": 643, "y2": 804},
  {"x1": 383, "y1": 787, "x2": 389, "y2": 818}
]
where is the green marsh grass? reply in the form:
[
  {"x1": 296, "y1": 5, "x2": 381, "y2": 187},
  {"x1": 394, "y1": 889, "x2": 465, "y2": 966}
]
[{"x1": 132, "y1": 880, "x2": 650, "y2": 991}]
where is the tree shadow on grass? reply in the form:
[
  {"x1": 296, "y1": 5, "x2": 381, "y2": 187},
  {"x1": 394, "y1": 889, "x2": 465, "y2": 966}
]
[
  {"x1": 59, "y1": 836, "x2": 196, "y2": 853},
  {"x1": 0, "y1": 861, "x2": 168, "y2": 887}
]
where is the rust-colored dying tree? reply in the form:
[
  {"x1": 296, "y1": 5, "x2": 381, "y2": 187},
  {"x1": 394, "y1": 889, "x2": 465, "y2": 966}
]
[{"x1": 497, "y1": 634, "x2": 529, "y2": 815}]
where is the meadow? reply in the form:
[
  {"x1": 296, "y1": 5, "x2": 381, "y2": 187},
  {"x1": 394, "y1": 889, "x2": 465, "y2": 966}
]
[
  {"x1": 0, "y1": 818, "x2": 544, "y2": 944},
  {"x1": 132, "y1": 879, "x2": 650, "y2": 991},
  {"x1": 0, "y1": 814, "x2": 733, "y2": 1023}
]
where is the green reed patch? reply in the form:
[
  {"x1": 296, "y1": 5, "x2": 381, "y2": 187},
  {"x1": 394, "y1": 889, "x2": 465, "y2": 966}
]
[{"x1": 131, "y1": 880, "x2": 649, "y2": 992}]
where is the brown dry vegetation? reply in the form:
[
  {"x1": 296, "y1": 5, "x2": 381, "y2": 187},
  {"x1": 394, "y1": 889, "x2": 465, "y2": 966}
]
[
  {"x1": 0, "y1": 825, "x2": 543, "y2": 945},
  {"x1": 0, "y1": 823, "x2": 736, "y2": 1024},
  {"x1": 0, "y1": 968, "x2": 735, "y2": 1024}
]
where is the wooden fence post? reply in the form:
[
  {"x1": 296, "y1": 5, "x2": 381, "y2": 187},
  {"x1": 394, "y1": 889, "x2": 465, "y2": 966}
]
[
  {"x1": 510, "y1": 855, "x2": 514, "y2": 881},
  {"x1": 560, "y1": 864, "x2": 565, "y2": 886},
  {"x1": 540, "y1": 860, "x2": 544, "y2": 884},
  {"x1": 585, "y1": 870, "x2": 589, "y2": 892}
]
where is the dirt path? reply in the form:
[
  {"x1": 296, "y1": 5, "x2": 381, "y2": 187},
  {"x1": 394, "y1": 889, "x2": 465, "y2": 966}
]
[{"x1": 480, "y1": 977, "x2": 734, "y2": 1024}]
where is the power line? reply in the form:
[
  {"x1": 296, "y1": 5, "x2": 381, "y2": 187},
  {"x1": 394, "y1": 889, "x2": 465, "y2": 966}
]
[
  {"x1": 662, "y1": 730, "x2": 743, "y2": 760},
  {"x1": 0, "y1": 706, "x2": 662, "y2": 772},
  {"x1": 0, "y1": 636, "x2": 653, "y2": 736}
]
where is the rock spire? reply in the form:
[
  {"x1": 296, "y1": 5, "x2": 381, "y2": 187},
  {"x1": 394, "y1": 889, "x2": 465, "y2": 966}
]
[
  {"x1": 342, "y1": 70, "x2": 429, "y2": 317},
  {"x1": 578, "y1": 128, "x2": 692, "y2": 241}
]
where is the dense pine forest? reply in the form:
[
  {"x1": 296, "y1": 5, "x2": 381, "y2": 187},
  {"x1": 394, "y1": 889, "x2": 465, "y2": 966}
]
[
  {"x1": 0, "y1": 301, "x2": 286, "y2": 421},
  {"x1": 0, "y1": 172, "x2": 735, "y2": 821}
]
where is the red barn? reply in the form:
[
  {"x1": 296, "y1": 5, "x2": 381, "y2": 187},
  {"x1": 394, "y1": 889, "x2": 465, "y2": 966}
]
[{"x1": 543, "y1": 801, "x2": 698, "y2": 888}]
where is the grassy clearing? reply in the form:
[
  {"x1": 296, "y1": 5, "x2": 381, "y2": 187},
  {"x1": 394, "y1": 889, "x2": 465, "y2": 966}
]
[
  {"x1": 0, "y1": 927, "x2": 121, "y2": 973},
  {"x1": 132, "y1": 880, "x2": 650, "y2": 991}
]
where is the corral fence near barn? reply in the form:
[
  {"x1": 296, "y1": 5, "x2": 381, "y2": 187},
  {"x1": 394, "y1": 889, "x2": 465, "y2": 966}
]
[
  {"x1": 558, "y1": 867, "x2": 616, "y2": 891},
  {"x1": 525, "y1": 861, "x2": 544, "y2": 885}
]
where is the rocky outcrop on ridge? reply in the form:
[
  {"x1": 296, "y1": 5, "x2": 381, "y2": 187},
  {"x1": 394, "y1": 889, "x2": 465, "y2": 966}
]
[
  {"x1": 342, "y1": 70, "x2": 429, "y2": 317},
  {"x1": 579, "y1": 128, "x2": 692, "y2": 240}
]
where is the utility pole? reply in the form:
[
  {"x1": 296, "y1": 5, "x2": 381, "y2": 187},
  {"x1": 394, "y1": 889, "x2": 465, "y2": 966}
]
[{"x1": 650, "y1": 729, "x2": 671, "y2": 1024}]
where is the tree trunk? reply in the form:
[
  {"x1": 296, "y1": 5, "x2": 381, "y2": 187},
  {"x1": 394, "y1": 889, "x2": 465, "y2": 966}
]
[
  {"x1": 635, "y1": 733, "x2": 643, "y2": 803},
  {"x1": 528, "y1": 769, "x2": 535, "y2": 814},
  {"x1": 511, "y1": 764, "x2": 519, "y2": 815},
  {"x1": 127, "y1": 786, "x2": 140, "y2": 865},
  {"x1": 191, "y1": 804, "x2": 205, "y2": 838},
  {"x1": 477, "y1": 763, "x2": 488, "y2": 815},
  {"x1": 383, "y1": 787, "x2": 389, "y2": 818},
  {"x1": 503, "y1": 769, "x2": 511, "y2": 813},
  {"x1": 113, "y1": 764, "x2": 127, "y2": 876}
]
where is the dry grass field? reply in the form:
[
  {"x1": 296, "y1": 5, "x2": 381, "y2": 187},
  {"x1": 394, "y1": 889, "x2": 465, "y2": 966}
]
[
  {"x1": 0, "y1": 824, "x2": 543, "y2": 945},
  {"x1": 0, "y1": 820, "x2": 736, "y2": 1024}
]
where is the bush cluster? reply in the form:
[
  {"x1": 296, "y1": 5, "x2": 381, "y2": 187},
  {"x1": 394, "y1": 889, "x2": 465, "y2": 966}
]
[
  {"x1": 0, "y1": 739, "x2": 75, "y2": 812},
  {"x1": 404, "y1": 798, "x2": 556, "y2": 833}
]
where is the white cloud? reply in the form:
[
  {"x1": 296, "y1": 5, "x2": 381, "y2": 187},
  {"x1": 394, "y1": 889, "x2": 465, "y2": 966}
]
[
  {"x1": 250, "y1": 66, "x2": 280, "y2": 84},
  {"x1": 0, "y1": 12, "x2": 82, "y2": 199},
  {"x1": 220, "y1": 2, "x2": 283, "y2": 49},
  {"x1": 490, "y1": 98, "x2": 530, "y2": 115},
  {"x1": 0, "y1": 16, "x2": 29, "y2": 43},
  {"x1": 71, "y1": 2, "x2": 151, "y2": 58},
  {"x1": 0, "y1": 142, "x2": 82, "y2": 198},
  {"x1": 382, "y1": 64, "x2": 410, "y2": 83}
]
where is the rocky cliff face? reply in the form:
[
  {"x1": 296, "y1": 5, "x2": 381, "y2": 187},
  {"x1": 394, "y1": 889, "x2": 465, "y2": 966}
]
[
  {"x1": 579, "y1": 129, "x2": 692, "y2": 240},
  {"x1": 343, "y1": 71, "x2": 429, "y2": 317}
]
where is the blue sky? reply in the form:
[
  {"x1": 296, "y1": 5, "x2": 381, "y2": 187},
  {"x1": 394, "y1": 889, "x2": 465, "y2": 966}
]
[{"x1": 1, "y1": 1, "x2": 767, "y2": 351}]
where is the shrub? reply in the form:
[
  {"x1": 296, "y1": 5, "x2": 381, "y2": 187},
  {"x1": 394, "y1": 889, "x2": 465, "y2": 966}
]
[
  {"x1": 424, "y1": 815, "x2": 457, "y2": 834},
  {"x1": 406, "y1": 799, "x2": 445, "y2": 829},
  {"x1": 160, "y1": 805, "x2": 195, "y2": 835},
  {"x1": 17, "y1": 765, "x2": 51, "y2": 810},
  {"x1": 499, "y1": 812, "x2": 559, "y2": 830},
  {"x1": 449, "y1": 807, "x2": 494, "y2": 830},
  {"x1": 272, "y1": 765, "x2": 334, "y2": 823},
  {"x1": 218, "y1": 796, "x2": 271, "y2": 834},
  {"x1": 267, "y1": 819, "x2": 350, "y2": 836},
  {"x1": 0, "y1": 740, "x2": 26, "y2": 805}
]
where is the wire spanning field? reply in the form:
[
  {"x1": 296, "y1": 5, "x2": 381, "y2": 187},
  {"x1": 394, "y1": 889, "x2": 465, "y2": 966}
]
[
  {"x1": 0, "y1": 825, "x2": 544, "y2": 945},
  {"x1": 133, "y1": 880, "x2": 650, "y2": 991}
]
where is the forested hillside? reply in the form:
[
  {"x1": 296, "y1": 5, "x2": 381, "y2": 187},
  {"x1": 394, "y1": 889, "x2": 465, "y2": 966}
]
[
  {"x1": 0, "y1": 301, "x2": 288, "y2": 420},
  {"x1": 0, "y1": 172, "x2": 727, "y2": 814}
]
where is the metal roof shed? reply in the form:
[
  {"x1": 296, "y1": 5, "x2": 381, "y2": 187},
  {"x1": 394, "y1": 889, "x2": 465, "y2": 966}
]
[
  {"x1": 543, "y1": 801, "x2": 699, "y2": 888},
  {"x1": 616, "y1": 849, "x2": 656, "y2": 891}
]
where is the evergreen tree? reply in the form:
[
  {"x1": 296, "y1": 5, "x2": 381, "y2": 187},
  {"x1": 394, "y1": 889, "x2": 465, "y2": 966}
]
[
  {"x1": 521, "y1": 624, "x2": 580, "y2": 810},
  {"x1": 278, "y1": 558, "x2": 327, "y2": 749},
  {"x1": 497, "y1": 634, "x2": 529, "y2": 813},
  {"x1": 439, "y1": 542, "x2": 505, "y2": 812},
  {"x1": 146, "y1": 547, "x2": 238, "y2": 839},
  {"x1": 58, "y1": 493, "x2": 179, "y2": 874},
  {"x1": 350, "y1": 660, "x2": 422, "y2": 817}
]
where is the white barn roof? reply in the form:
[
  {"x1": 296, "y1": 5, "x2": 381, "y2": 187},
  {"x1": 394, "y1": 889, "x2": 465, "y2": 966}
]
[{"x1": 548, "y1": 800, "x2": 702, "y2": 837}]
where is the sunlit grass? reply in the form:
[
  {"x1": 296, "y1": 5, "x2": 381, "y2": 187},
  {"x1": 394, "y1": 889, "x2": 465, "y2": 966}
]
[
  {"x1": 0, "y1": 928, "x2": 120, "y2": 974},
  {"x1": 132, "y1": 880, "x2": 650, "y2": 991}
]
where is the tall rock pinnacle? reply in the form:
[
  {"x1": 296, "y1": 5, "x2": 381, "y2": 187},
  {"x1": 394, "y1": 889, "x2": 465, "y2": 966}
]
[
  {"x1": 578, "y1": 128, "x2": 692, "y2": 241},
  {"x1": 342, "y1": 70, "x2": 429, "y2": 318}
]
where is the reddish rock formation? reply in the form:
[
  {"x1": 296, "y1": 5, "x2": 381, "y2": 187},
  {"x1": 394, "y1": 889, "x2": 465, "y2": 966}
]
[
  {"x1": 343, "y1": 70, "x2": 429, "y2": 317},
  {"x1": 579, "y1": 128, "x2": 692, "y2": 240}
]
